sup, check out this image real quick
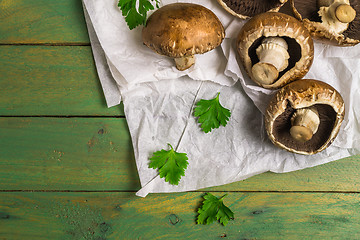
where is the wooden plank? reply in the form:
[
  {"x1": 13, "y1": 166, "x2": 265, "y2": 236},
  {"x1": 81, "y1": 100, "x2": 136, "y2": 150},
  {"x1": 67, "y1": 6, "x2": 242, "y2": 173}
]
[
  {"x1": 206, "y1": 154, "x2": 360, "y2": 192},
  {"x1": 0, "y1": 192, "x2": 360, "y2": 239},
  {"x1": 0, "y1": 45, "x2": 123, "y2": 116},
  {"x1": 0, "y1": 117, "x2": 140, "y2": 191},
  {"x1": 1, "y1": 117, "x2": 360, "y2": 192},
  {"x1": 0, "y1": 0, "x2": 89, "y2": 44}
]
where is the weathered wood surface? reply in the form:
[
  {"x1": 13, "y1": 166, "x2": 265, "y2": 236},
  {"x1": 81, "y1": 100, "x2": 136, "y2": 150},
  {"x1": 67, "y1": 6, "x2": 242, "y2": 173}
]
[
  {"x1": 1, "y1": 192, "x2": 360, "y2": 239},
  {"x1": 1, "y1": 117, "x2": 359, "y2": 192},
  {"x1": 0, "y1": 117, "x2": 139, "y2": 191},
  {"x1": 1, "y1": 0, "x2": 360, "y2": 239},
  {"x1": 0, "y1": 45, "x2": 123, "y2": 116},
  {"x1": 0, "y1": 0, "x2": 89, "y2": 44}
]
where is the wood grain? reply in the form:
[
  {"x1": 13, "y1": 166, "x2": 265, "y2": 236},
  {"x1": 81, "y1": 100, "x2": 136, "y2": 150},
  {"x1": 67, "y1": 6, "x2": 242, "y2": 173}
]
[
  {"x1": 1, "y1": 192, "x2": 360, "y2": 239},
  {"x1": 0, "y1": 45, "x2": 123, "y2": 116},
  {"x1": 1, "y1": 0, "x2": 360, "y2": 239},
  {"x1": 0, "y1": 117, "x2": 359, "y2": 192},
  {"x1": 0, "y1": 0, "x2": 89, "y2": 44},
  {"x1": 0, "y1": 117, "x2": 140, "y2": 191},
  {"x1": 205, "y1": 154, "x2": 360, "y2": 192}
]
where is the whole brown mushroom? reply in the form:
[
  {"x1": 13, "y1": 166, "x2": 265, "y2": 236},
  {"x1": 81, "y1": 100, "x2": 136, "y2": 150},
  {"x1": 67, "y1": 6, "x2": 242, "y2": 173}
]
[
  {"x1": 265, "y1": 79, "x2": 345, "y2": 155},
  {"x1": 237, "y1": 12, "x2": 314, "y2": 89},
  {"x1": 290, "y1": 0, "x2": 360, "y2": 46},
  {"x1": 217, "y1": 0, "x2": 288, "y2": 19},
  {"x1": 142, "y1": 3, "x2": 225, "y2": 71}
]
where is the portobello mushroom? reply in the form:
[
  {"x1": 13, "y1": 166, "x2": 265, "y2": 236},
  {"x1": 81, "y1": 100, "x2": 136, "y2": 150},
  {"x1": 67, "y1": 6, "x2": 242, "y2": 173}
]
[
  {"x1": 142, "y1": 3, "x2": 225, "y2": 71},
  {"x1": 290, "y1": 0, "x2": 360, "y2": 45},
  {"x1": 236, "y1": 12, "x2": 314, "y2": 89},
  {"x1": 265, "y1": 79, "x2": 345, "y2": 155}
]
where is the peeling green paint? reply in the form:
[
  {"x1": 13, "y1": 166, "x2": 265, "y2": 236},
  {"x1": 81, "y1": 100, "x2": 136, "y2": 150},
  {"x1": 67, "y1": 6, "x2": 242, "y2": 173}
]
[{"x1": 52, "y1": 202, "x2": 112, "y2": 240}]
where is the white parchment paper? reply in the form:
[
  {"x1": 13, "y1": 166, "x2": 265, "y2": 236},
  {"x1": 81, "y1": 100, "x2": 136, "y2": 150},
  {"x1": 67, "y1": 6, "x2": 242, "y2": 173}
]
[{"x1": 82, "y1": 0, "x2": 360, "y2": 197}]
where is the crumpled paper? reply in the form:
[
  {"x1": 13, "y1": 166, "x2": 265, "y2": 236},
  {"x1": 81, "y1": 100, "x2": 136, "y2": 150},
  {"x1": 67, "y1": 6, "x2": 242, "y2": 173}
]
[{"x1": 82, "y1": 0, "x2": 360, "y2": 197}]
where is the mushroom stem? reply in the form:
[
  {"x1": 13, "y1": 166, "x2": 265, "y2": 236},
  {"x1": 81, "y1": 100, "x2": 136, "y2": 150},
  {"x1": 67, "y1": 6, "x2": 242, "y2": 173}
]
[
  {"x1": 318, "y1": 0, "x2": 356, "y2": 24},
  {"x1": 335, "y1": 4, "x2": 356, "y2": 23},
  {"x1": 174, "y1": 56, "x2": 195, "y2": 71},
  {"x1": 290, "y1": 107, "x2": 320, "y2": 142},
  {"x1": 251, "y1": 37, "x2": 290, "y2": 85}
]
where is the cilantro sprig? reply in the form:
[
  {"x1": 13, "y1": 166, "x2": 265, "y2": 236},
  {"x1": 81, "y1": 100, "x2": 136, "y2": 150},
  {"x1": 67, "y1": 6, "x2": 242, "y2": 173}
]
[
  {"x1": 118, "y1": 0, "x2": 160, "y2": 30},
  {"x1": 197, "y1": 193, "x2": 234, "y2": 226},
  {"x1": 194, "y1": 92, "x2": 231, "y2": 133},
  {"x1": 149, "y1": 143, "x2": 189, "y2": 185}
]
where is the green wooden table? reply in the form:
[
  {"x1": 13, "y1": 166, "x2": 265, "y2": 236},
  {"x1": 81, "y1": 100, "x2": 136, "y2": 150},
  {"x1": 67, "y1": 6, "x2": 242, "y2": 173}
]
[{"x1": 1, "y1": 1, "x2": 360, "y2": 239}]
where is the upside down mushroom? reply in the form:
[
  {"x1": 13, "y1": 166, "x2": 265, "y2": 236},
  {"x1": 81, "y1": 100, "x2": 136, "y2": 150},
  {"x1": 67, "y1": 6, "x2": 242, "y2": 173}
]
[
  {"x1": 217, "y1": 0, "x2": 288, "y2": 19},
  {"x1": 318, "y1": 0, "x2": 356, "y2": 32},
  {"x1": 291, "y1": 0, "x2": 360, "y2": 45},
  {"x1": 265, "y1": 79, "x2": 345, "y2": 155},
  {"x1": 142, "y1": 3, "x2": 225, "y2": 71},
  {"x1": 237, "y1": 12, "x2": 314, "y2": 89}
]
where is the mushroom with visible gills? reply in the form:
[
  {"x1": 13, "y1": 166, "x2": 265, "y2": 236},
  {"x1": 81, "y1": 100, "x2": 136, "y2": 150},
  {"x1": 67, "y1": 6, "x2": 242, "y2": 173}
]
[
  {"x1": 318, "y1": 0, "x2": 356, "y2": 34},
  {"x1": 290, "y1": 0, "x2": 360, "y2": 45},
  {"x1": 142, "y1": 3, "x2": 225, "y2": 71},
  {"x1": 265, "y1": 79, "x2": 345, "y2": 155},
  {"x1": 237, "y1": 12, "x2": 314, "y2": 89}
]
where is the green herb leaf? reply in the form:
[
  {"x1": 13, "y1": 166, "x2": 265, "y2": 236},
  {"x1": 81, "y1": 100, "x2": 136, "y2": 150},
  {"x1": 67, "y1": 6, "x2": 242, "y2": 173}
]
[
  {"x1": 197, "y1": 193, "x2": 234, "y2": 226},
  {"x1": 118, "y1": 0, "x2": 159, "y2": 30},
  {"x1": 149, "y1": 144, "x2": 189, "y2": 185},
  {"x1": 194, "y1": 92, "x2": 231, "y2": 133}
]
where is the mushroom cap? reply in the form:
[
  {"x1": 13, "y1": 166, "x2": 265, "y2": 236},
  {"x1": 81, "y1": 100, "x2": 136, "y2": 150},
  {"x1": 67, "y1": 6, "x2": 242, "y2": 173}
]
[
  {"x1": 142, "y1": 3, "x2": 225, "y2": 59},
  {"x1": 290, "y1": 0, "x2": 360, "y2": 46},
  {"x1": 265, "y1": 79, "x2": 345, "y2": 155},
  {"x1": 236, "y1": 12, "x2": 314, "y2": 89},
  {"x1": 217, "y1": 0, "x2": 288, "y2": 19}
]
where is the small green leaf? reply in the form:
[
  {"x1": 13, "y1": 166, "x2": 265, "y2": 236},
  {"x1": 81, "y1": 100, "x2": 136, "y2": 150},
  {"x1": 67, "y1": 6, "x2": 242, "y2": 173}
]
[
  {"x1": 118, "y1": 0, "x2": 133, "y2": 15},
  {"x1": 118, "y1": 0, "x2": 159, "y2": 30},
  {"x1": 194, "y1": 92, "x2": 231, "y2": 133},
  {"x1": 149, "y1": 144, "x2": 189, "y2": 185},
  {"x1": 125, "y1": 8, "x2": 145, "y2": 30},
  {"x1": 197, "y1": 193, "x2": 234, "y2": 226}
]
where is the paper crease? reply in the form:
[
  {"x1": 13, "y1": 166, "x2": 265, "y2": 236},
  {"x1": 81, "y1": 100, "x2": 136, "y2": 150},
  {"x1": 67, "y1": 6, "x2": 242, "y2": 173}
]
[{"x1": 82, "y1": 0, "x2": 360, "y2": 197}]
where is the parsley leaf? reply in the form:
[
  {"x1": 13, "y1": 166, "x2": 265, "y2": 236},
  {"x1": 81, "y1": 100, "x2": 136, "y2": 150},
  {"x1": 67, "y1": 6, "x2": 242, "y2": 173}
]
[
  {"x1": 118, "y1": 0, "x2": 159, "y2": 30},
  {"x1": 197, "y1": 193, "x2": 234, "y2": 226},
  {"x1": 149, "y1": 143, "x2": 189, "y2": 185},
  {"x1": 194, "y1": 92, "x2": 231, "y2": 133}
]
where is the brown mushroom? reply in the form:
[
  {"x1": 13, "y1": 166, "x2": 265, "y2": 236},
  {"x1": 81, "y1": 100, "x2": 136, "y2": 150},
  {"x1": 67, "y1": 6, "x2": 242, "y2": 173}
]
[
  {"x1": 217, "y1": 0, "x2": 288, "y2": 19},
  {"x1": 236, "y1": 12, "x2": 314, "y2": 89},
  {"x1": 290, "y1": 0, "x2": 360, "y2": 46},
  {"x1": 265, "y1": 79, "x2": 345, "y2": 155},
  {"x1": 142, "y1": 3, "x2": 225, "y2": 71}
]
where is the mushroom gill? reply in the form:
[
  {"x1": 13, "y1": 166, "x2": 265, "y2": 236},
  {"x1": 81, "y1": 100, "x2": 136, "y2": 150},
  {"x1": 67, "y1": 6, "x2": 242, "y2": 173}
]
[
  {"x1": 265, "y1": 79, "x2": 345, "y2": 155},
  {"x1": 237, "y1": 12, "x2": 313, "y2": 89},
  {"x1": 218, "y1": 0, "x2": 286, "y2": 19},
  {"x1": 272, "y1": 103, "x2": 337, "y2": 153}
]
